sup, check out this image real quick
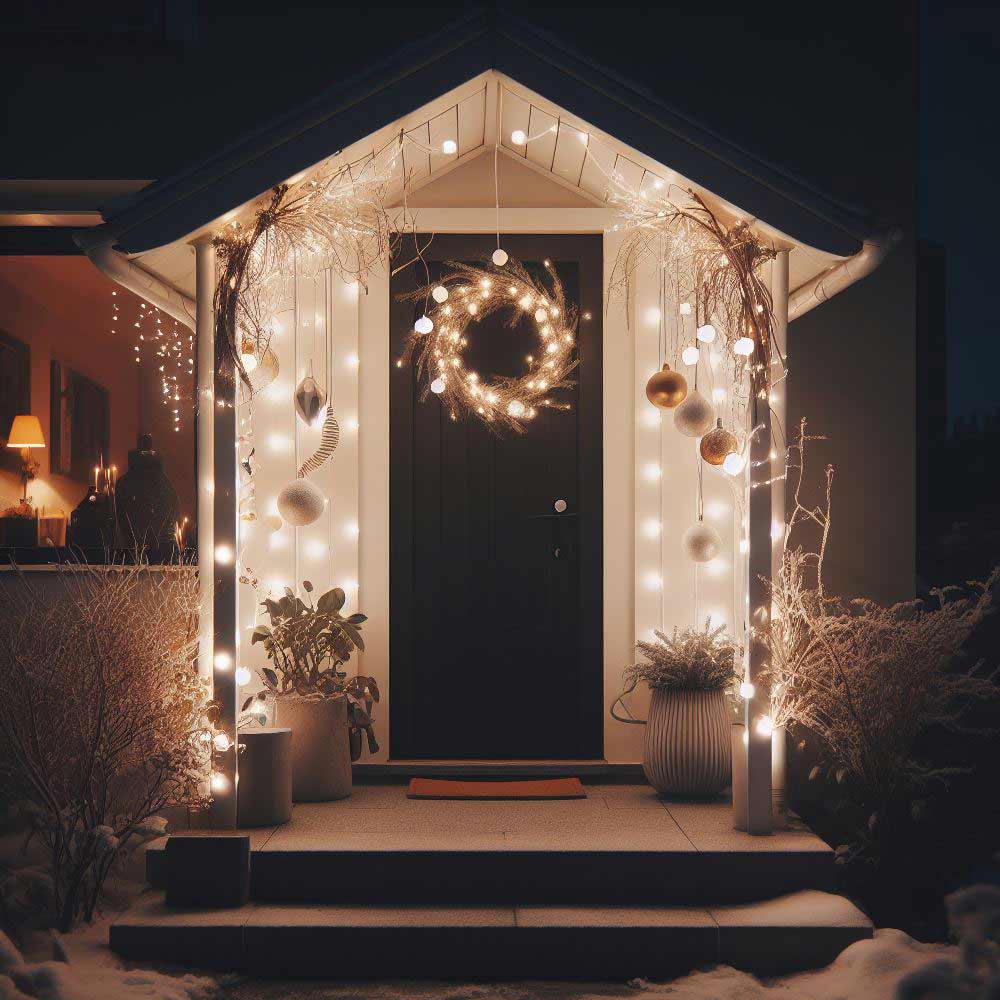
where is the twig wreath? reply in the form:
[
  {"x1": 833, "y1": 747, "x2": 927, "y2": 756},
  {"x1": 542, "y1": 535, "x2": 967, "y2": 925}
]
[{"x1": 400, "y1": 258, "x2": 580, "y2": 433}]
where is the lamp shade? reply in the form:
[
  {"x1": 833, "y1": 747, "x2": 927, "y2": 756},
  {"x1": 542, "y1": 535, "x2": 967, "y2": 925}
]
[{"x1": 6, "y1": 415, "x2": 45, "y2": 449}]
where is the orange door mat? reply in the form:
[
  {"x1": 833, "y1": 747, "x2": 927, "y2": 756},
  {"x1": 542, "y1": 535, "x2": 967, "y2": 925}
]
[{"x1": 407, "y1": 777, "x2": 587, "y2": 800}]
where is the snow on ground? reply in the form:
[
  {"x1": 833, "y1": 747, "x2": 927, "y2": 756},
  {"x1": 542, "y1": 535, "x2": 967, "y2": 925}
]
[{"x1": 0, "y1": 925, "x2": 957, "y2": 1000}]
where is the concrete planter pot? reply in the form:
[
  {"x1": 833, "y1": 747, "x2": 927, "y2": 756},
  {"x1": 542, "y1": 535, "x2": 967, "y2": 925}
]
[
  {"x1": 643, "y1": 689, "x2": 731, "y2": 797},
  {"x1": 275, "y1": 696, "x2": 352, "y2": 802}
]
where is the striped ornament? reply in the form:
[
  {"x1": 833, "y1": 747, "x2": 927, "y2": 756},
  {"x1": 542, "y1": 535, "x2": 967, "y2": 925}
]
[
  {"x1": 298, "y1": 405, "x2": 340, "y2": 479},
  {"x1": 643, "y1": 689, "x2": 731, "y2": 796}
]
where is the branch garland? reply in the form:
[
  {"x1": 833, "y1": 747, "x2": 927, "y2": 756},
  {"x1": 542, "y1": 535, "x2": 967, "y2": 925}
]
[
  {"x1": 401, "y1": 258, "x2": 579, "y2": 434},
  {"x1": 609, "y1": 188, "x2": 778, "y2": 395}
]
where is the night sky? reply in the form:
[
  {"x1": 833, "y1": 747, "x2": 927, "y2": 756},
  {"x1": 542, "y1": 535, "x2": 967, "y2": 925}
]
[{"x1": 1, "y1": 1, "x2": 993, "y2": 424}]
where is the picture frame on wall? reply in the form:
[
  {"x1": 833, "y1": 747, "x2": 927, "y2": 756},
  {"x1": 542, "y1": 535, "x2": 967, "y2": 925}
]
[{"x1": 50, "y1": 360, "x2": 110, "y2": 482}]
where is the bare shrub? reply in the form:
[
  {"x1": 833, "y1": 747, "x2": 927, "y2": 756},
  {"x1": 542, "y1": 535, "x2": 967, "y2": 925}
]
[
  {"x1": 765, "y1": 421, "x2": 999, "y2": 863},
  {"x1": 0, "y1": 561, "x2": 217, "y2": 930}
]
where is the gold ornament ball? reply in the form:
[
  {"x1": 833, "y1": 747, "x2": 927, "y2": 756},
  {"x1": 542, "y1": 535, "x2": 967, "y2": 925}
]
[
  {"x1": 645, "y1": 364, "x2": 688, "y2": 409},
  {"x1": 700, "y1": 419, "x2": 738, "y2": 466}
]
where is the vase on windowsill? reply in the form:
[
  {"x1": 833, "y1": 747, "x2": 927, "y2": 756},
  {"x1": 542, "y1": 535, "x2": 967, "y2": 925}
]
[
  {"x1": 611, "y1": 621, "x2": 738, "y2": 797},
  {"x1": 249, "y1": 580, "x2": 380, "y2": 803}
]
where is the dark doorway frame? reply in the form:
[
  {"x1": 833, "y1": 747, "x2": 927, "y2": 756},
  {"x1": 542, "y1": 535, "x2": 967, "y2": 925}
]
[{"x1": 389, "y1": 233, "x2": 604, "y2": 761}]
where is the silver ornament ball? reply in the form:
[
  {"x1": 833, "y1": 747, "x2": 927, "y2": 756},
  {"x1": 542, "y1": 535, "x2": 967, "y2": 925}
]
[
  {"x1": 674, "y1": 389, "x2": 716, "y2": 438},
  {"x1": 277, "y1": 479, "x2": 327, "y2": 527},
  {"x1": 683, "y1": 520, "x2": 722, "y2": 563}
]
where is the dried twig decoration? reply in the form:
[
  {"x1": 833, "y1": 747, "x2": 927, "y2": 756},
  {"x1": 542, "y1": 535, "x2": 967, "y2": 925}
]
[
  {"x1": 213, "y1": 153, "x2": 401, "y2": 388},
  {"x1": 400, "y1": 258, "x2": 579, "y2": 434},
  {"x1": 609, "y1": 188, "x2": 778, "y2": 395}
]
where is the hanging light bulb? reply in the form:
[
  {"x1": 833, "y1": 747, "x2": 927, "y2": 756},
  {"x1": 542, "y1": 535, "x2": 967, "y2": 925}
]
[
  {"x1": 739, "y1": 681, "x2": 756, "y2": 700},
  {"x1": 441, "y1": 139, "x2": 458, "y2": 155},
  {"x1": 733, "y1": 336, "x2": 755, "y2": 356},
  {"x1": 432, "y1": 285, "x2": 449, "y2": 304},
  {"x1": 511, "y1": 129, "x2": 527, "y2": 145},
  {"x1": 722, "y1": 452, "x2": 746, "y2": 476},
  {"x1": 430, "y1": 377, "x2": 446, "y2": 394},
  {"x1": 696, "y1": 324, "x2": 716, "y2": 343},
  {"x1": 213, "y1": 732, "x2": 232, "y2": 753},
  {"x1": 681, "y1": 345, "x2": 700, "y2": 366},
  {"x1": 235, "y1": 666, "x2": 251, "y2": 686},
  {"x1": 492, "y1": 248, "x2": 509, "y2": 267},
  {"x1": 414, "y1": 315, "x2": 433, "y2": 335}
]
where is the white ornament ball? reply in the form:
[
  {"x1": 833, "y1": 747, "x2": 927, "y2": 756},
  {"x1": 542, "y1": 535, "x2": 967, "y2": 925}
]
[
  {"x1": 432, "y1": 285, "x2": 449, "y2": 303},
  {"x1": 492, "y1": 248, "x2": 509, "y2": 267},
  {"x1": 673, "y1": 389, "x2": 715, "y2": 438},
  {"x1": 277, "y1": 479, "x2": 326, "y2": 527},
  {"x1": 262, "y1": 514, "x2": 283, "y2": 533},
  {"x1": 696, "y1": 323, "x2": 716, "y2": 343},
  {"x1": 683, "y1": 520, "x2": 722, "y2": 563},
  {"x1": 681, "y1": 345, "x2": 700, "y2": 366},
  {"x1": 430, "y1": 377, "x2": 446, "y2": 394},
  {"x1": 414, "y1": 314, "x2": 433, "y2": 334},
  {"x1": 722, "y1": 452, "x2": 746, "y2": 476},
  {"x1": 733, "y1": 336, "x2": 755, "y2": 356}
]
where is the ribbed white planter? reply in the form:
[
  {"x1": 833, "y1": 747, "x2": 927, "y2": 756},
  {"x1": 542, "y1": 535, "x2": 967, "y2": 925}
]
[
  {"x1": 643, "y1": 689, "x2": 731, "y2": 797},
  {"x1": 275, "y1": 696, "x2": 352, "y2": 802}
]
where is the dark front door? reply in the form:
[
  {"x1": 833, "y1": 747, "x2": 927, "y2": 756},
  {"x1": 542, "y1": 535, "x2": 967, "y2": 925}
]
[{"x1": 390, "y1": 234, "x2": 603, "y2": 760}]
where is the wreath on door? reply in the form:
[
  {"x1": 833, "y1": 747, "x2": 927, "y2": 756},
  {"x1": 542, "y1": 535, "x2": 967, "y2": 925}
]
[{"x1": 399, "y1": 258, "x2": 579, "y2": 433}]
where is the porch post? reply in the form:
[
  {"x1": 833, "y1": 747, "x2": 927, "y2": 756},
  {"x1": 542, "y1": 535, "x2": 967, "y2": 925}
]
[
  {"x1": 745, "y1": 250, "x2": 788, "y2": 836},
  {"x1": 194, "y1": 236, "x2": 215, "y2": 682},
  {"x1": 195, "y1": 236, "x2": 238, "y2": 829}
]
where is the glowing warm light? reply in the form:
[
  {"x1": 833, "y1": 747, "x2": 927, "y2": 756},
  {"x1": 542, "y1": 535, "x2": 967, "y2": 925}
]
[
  {"x1": 213, "y1": 733, "x2": 232, "y2": 753},
  {"x1": 733, "y1": 337, "x2": 755, "y2": 356},
  {"x1": 414, "y1": 315, "x2": 433, "y2": 335},
  {"x1": 739, "y1": 681, "x2": 756, "y2": 700},
  {"x1": 235, "y1": 667, "x2": 252, "y2": 686},
  {"x1": 755, "y1": 715, "x2": 774, "y2": 737},
  {"x1": 441, "y1": 139, "x2": 458, "y2": 155},
  {"x1": 210, "y1": 772, "x2": 228, "y2": 794},
  {"x1": 679, "y1": 302, "x2": 692, "y2": 316},
  {"x1": 722, "y1": 452, "x2": 746, "y2": 476},
  {"x1": 644, "y1": 572, "x2": 663, "y2": 591},
  {"x1": 431, "y1": 378, "x2": 446, "y2": 394},
  {"x1": 644, "y1": 462, "x2": 662, "y2": 480},
  {"x1": 696, "y1": 324, "x2": 716, "y2": 343},
  {"x1": 268, "y1": 433, "x2": 291, "y2": 452},
  {"x1": 640, "y1": 408, "x2": 661, "y2": 428},
  {"x1": 345, "y1": 417, "x2": 359, "y2": 431},
  {"x1": 214, "y1": 544, "x2": 234, "y2": 564},
  {"x1": 492, "y1": 248, "x2": 509, "y2": 266},
  {"x1": 511, "y1": 129, "x2": 527, "y2": 145},
  {"x1": 346, "y1": 353, "x2": 360, "y2": 368},
  {"x1": 432, "y1": 285, "x2": 449, "y2": 303},
  {"x1": 712, "y1": 387, "x2": 726, "y2": 403},
  {"x1": 682, "y1": 345, "x2": 700, "y2": 366},
  {"x1": 771, "y1": 521, "x2": 785, "y2": 542},
  {"x1": 507, "y1": 400, "x2": 525, "y2": 417},
  {"x1": 213, "y1": 652, "x2": 232, "y2": 670},
  {"x1": 345, "y1": 521, "x2": 360, "y2": 538},
  {"x1": 704, "y1": 501, "x2": 728, "y2": 520},
  {"x1": 306, "y1": 539, "x2": 327, "y2": 559},
  {"x1": 643, "y1": 519, "x2": 661, "y2": 538},
  {"x1": 739, "y1": 538, "x2": 750, "y2": 555},
  {"x1": 645, "y1": 307, "x2": 661, "y2": 325}
]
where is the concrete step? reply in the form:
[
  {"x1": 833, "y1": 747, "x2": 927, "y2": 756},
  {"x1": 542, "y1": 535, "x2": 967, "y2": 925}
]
[{"x1": 110, "y1": 890, "x2": 873, "y2": 978}]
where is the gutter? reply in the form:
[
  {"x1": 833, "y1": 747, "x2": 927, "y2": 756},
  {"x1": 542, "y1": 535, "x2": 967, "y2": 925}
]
[
  {"x1": 788, "y1": 227, "x2": 902, "y2": 321},
  {"x1": 72, "y1": 228, "x2": 197, "y2": 331}
]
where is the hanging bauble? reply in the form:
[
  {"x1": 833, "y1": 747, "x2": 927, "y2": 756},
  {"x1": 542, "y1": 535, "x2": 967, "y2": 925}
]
[
  {"x1": 492, "y1": 248, "x2": 509, "y2": 266},
  {"x1": 277, "y1": 479, "x2": 326, "y2": 527},
  {"x1": 683, "y1": 519, "x2": 722, "y2": 563},
  {"x1": 294, "y1": 374, "x2": 328, "y2": 425},
  {"x1": 298, "y1": 406, "x2": 340, "y2": 478},
  {"x1": 700, "y1": 419, "x2": 738, "y2": 466},
  {"x1": 674, "y1": 389, "x2": 715, "y2": 437},
  {"x1": 645, "y1": 364, "x2": 688, "y2": 409}
]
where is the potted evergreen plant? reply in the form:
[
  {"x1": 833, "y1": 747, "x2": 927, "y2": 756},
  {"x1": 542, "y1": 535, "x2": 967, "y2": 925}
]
[
  {"x1": 250, "y1": 582, "x2": 379, "y2": 801},
  {"x1": 612, "y1": 620, "x2": 739, "y2": 796}
]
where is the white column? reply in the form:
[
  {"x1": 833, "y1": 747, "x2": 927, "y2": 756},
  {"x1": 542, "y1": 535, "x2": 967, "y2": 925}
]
[
  {"x1": 193, "y1": 236, "x2": 215, "y2": 680},
  {"x1": 770, "y1": 251, "x2": 789, "y2": 584}
]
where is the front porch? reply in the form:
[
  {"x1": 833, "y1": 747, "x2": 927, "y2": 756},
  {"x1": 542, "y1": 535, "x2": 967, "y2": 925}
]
[{"x1": 115, "y1": 780, "x2": 871, "y2": 979}]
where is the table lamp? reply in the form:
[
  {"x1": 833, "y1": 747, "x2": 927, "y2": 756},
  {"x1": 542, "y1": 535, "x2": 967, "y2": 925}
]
[{"x1": 6, "y1": 415, "x2": 45, "y2": 502}]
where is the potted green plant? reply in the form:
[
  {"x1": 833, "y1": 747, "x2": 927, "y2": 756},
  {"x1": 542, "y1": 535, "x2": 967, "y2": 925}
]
[
  {"x1": 250, "y1": 581, "x2": 379, "y2": 801},
  {"x1": 612, "y1": 620, "x2": 739, "y2": 796}
]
